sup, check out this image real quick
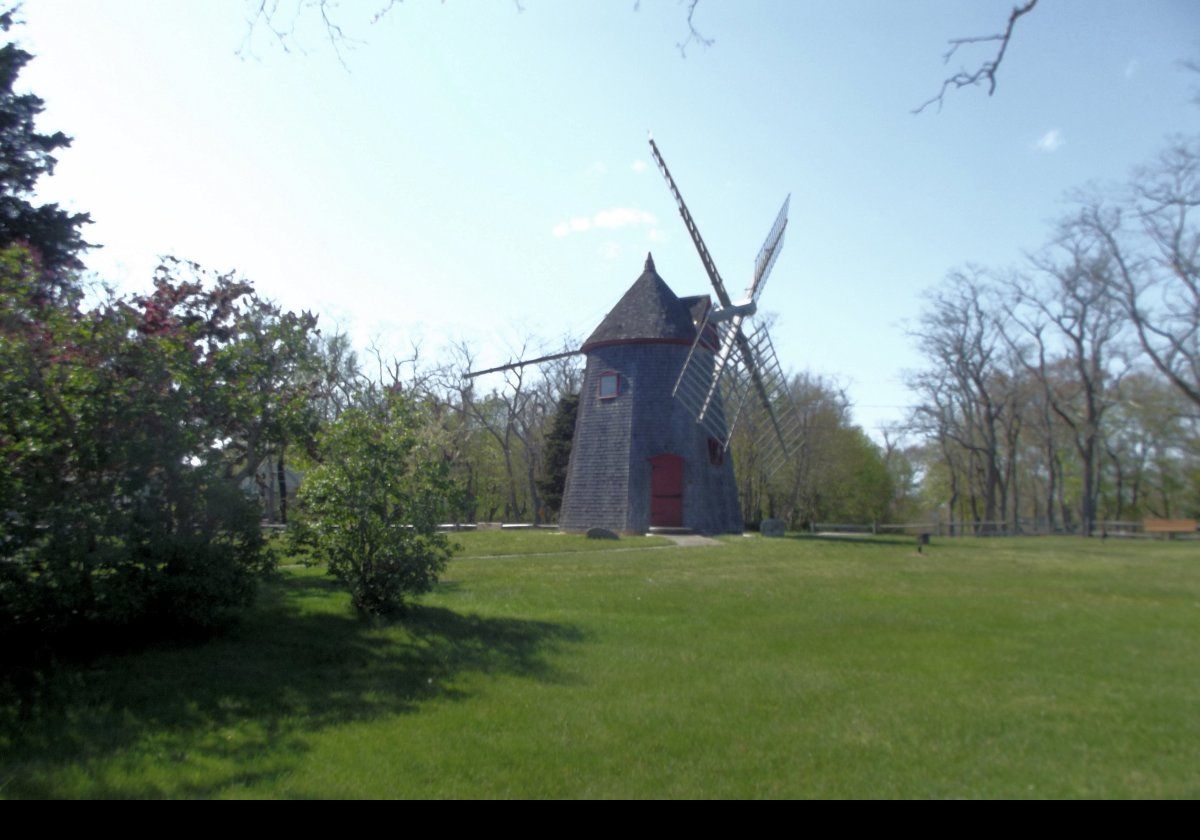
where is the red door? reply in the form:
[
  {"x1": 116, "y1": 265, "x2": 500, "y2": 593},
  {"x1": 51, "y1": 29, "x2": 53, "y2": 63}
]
[{"x1": 649, "y1": 454, "x2": 684, "y2": 527}]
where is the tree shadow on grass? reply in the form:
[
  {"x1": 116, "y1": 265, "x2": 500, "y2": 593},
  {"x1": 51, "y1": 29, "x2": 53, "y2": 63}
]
[{"x1": 0, "y1": 571, "x2": 584, "y2": 798}]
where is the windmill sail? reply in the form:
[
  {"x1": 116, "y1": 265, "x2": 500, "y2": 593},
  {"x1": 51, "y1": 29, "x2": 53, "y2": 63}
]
[
  {"x1": 652, "y1": 135, "x2": 802, "y2": 477},
  {"x1": 748, "y1": 195, "x2": 789, "y2": 303},
  {"x1": 673, "y1": 314, "x2": 801, "y2": 474},
  {"x1": 736, "y1": 321, "x2": 803, "y2": 476},
  {"x1": 648, "y1": 136, "x2": 735, "y2": 310},
  {"x1": 673, "y1": 308, "x2": 746, "y2": 442}
]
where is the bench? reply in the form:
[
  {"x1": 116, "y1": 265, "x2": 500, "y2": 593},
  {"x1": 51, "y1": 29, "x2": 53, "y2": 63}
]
[{"x1": 1143, "y1": 518, "x2": 1197, "y2": 539}]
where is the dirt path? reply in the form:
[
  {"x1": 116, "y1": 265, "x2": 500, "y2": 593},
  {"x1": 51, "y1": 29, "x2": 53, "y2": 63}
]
[{"x1": 660, "y1": 534, "x2": 722, "y2": 547}]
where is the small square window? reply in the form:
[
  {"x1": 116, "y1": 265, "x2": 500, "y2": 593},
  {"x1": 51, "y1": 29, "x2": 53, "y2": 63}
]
[{"x1": 598, "y1": 371, "x2": 619, "y2": 400}]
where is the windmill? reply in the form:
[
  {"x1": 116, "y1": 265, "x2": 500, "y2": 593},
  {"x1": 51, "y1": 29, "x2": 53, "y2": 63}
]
[
  {"x1": 466, "y1": 137, "x2": 800, "y2": 534},
  {"x1": 648, "y1": 136, "x2": 802, "y2": 478}
]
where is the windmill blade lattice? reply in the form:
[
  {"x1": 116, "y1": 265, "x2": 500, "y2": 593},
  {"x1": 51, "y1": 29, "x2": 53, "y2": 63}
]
[
  {"x1": 673, "y1": 309, "x2": 747, "y2": 444},
  {"x1": 648, "y1": 136, "x2": 735, "y2": 308},
  {"x1": 672, "y1": 311, "x2": 802, "y2": 477},
  {"x1": 735, "y1": 321, "x2": 803, "y2": 476},
  {"x1": 651, "y1": 135, "x2": 803, "y2": 477},
  {"x1": 747, "y1": 195, "x2": 789, "y2": 303}
]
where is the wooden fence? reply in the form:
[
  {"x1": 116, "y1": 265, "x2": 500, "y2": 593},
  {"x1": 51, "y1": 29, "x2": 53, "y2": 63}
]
[{"x1": 810, "y1": 519, "x2": 1194, "y2": 538}]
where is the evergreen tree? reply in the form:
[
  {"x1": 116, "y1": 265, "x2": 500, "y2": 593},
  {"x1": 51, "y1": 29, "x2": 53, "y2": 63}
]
[
  {"x1": 537, "y1": 393, "x2": 579, "y2": 518},
  {"x1": 0, "y1": 11, "x2": 90, "y2": 285}
]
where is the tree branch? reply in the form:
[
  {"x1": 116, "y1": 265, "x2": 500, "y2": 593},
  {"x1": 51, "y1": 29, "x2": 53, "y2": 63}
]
[
  {"x1": 676, "y1": 0, "x2": 713, "y2": 58},
  {"x1": 913, "y1": 0, "x2": 1039, "y2": 115}
]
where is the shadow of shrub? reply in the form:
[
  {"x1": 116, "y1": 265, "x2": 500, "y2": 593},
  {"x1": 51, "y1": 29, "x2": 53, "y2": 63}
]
[{"x1": 0, "y1": 571, "x2": 584, "y2": 798}]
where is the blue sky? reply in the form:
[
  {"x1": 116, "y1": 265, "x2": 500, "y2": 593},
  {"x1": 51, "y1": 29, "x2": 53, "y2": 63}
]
[{"x1": 17, "y1": 1, "x2": 1200, "y2": 439}]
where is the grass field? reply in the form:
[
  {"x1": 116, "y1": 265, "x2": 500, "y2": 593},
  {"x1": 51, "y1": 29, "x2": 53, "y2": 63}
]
[{"x1": 2, "y1": 532, "x2": 1198, "y2": 798}]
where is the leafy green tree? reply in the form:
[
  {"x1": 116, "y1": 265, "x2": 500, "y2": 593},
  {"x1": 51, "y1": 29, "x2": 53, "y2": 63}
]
[
  {"x1": 0, "y1": 18, "x2": 327, "y2": 655},
  {"x1": 735, "y1": 372, "x2": 894, "y2": 528},
  {"x1": 822, "y1": 426, "x2": 895, "y2": 524},
  {"x1": 1099, "y1": 371, "x2": 1200, "y2": 520},
  {"x1": 0, "y1": 247, "x2": 277, "y2": 652},
  {"x1": 0, "y1": 14, "x2": 90, "y2": 285},
  {"x1": 293, "y1": 395, "x2": 460, "y2": 616},
  {"x1": 133, "y1": 258, "x2": 323, "y2": 526}
]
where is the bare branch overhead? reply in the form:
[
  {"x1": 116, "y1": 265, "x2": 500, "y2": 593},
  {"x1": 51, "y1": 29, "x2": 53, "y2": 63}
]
[
  {"x1": 676, "y1": 0, "x2": 713, "y2": 58},
  {"x1": 913, "y1": 0, "x2": 1039, "y2": 115}
]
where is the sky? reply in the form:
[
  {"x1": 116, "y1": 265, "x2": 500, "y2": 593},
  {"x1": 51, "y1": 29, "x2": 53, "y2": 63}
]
[{"x1": 15, "y1": 1, "x2": 1200, "y2": 440}]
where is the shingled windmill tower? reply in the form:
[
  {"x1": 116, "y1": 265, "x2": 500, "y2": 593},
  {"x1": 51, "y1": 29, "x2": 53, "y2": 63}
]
[
  {"x1": 467, "y1": 137, "x2": 800, "y2": 535},
  {"x1": 557, "y1": 253, "x2": 742, "y2": 534},
  {"x1": 559, "y1": 137, "x2": 802, "y2": 534}
]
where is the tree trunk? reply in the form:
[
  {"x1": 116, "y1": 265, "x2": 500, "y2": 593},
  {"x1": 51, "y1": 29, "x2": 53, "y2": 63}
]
[{"x1": 277, "y1": 448, "x2": 288, "y2": 525}]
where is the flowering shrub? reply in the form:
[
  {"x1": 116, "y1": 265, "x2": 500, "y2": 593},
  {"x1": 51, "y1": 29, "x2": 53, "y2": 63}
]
[{"x1": 0, "y1": 249, "x2": 315, "y2": 655}]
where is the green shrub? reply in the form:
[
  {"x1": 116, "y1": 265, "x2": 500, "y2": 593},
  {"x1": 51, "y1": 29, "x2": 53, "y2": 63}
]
[
  {"x1": 0, "y1": 248, "x2": 316, "y2": 658},
  {"x1": 293, "y1": 396, "x2": 459, "y2": 616}
]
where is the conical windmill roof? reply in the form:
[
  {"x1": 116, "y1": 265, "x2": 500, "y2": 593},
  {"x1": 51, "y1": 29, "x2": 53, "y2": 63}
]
[{"x1": 582, "y1": 253, "x2": 698, "y2": 351}]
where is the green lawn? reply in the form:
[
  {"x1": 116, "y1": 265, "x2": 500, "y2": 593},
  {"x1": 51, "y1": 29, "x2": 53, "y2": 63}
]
[{"x1": 3, "y1": 532, "x2": 1198, "y2": 798}]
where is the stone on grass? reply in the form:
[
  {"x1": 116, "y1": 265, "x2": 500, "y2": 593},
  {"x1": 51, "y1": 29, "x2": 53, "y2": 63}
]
[
  {"x1": 760, "y1": 518, "x2": 786, "y2": 538},
  {"x1": 586, "y1": 527, "x2": 619, "y2": 540}
]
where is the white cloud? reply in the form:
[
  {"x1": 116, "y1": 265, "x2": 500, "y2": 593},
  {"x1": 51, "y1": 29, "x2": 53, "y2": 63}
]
[
  {"x1": 631, "y1": 159, "x2": 647, "y2": 173},
  {"x1": 647, "y1": 227, "x2": 665, "y2": 242},
  {"x1": 593, "y1": 207, "x2": 657, "y2": 229},
  {"x1": 1035, "y1": 129, "x2": 1064, "y2": 153},
  {"x1": 585, "y1": 161, "x2": 607, "y2": 176},
  {"x1": 599, "y1": 242, "x2": 622, "y2": 261},
  {"x1": 552, "y1": 207, "x2": 658, "y2": 237},
  {"x1": 552, "y1": 216, "x2": 594, "y2": 237}
]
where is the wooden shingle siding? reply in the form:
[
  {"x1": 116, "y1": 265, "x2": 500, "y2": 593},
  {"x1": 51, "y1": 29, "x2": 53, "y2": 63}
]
[{"x1": 559, "y1": 255, "x2": 742, "y2": 535}]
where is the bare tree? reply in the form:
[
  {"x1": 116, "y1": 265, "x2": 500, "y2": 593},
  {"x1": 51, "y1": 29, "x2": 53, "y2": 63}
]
[
  {"x1": 1076, "y1": 137, "x2": 1200, "y2": 409},
  {"x1": 908, "y1": 269, "x2": 1019, "y2": 529},
  {"x1": 453, "y1": 343, "x2": 524, "y2": 522},
  {"x1": 243, "y1": 0, "x2": 1052, "y2": 118},
  {"x1": 308, "y1": 329, "x2": 367, "y2": 421},
  {"x1": 1006, "y1": 228, "x2": 1130, "y2": 537},
  {"x1": 244, "y1": 0, "x2": 708, "y2": 62},
  {"x1": 906, "y1": 366, "x2": 969, "y2": 530},
  {"x1": 879, "y1": 423, "x2": 922, "y2": 523},
  {"x1": 453, "y1": 338, "x2": 581, "y2": 524}
]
